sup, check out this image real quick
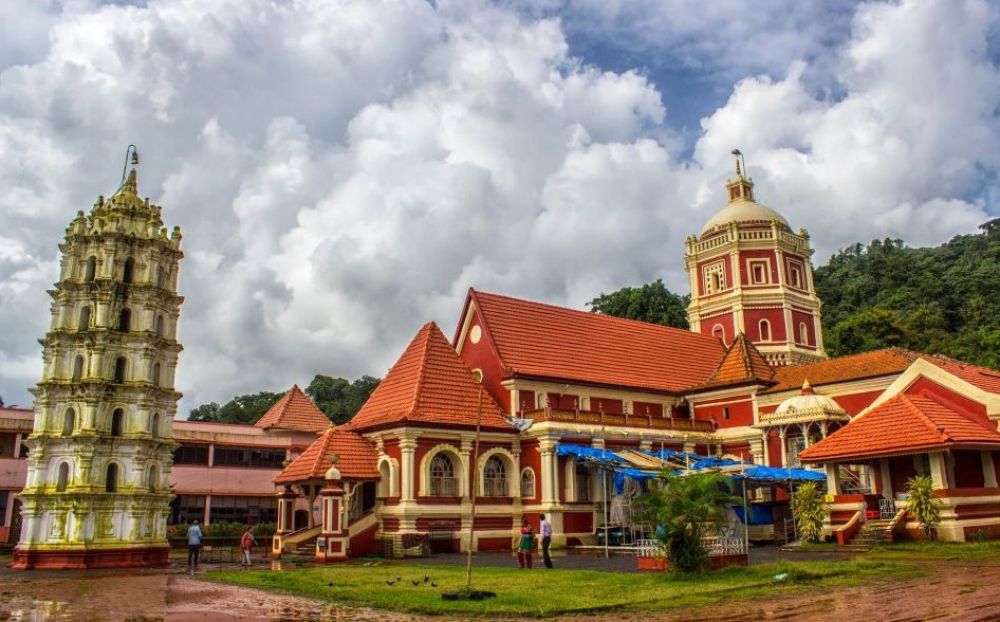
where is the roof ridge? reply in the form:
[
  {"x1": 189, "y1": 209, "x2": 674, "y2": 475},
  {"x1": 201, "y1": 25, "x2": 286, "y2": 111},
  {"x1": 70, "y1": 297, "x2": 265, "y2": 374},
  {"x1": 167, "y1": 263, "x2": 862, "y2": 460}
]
[
  {"x1": 899, "y1": 394, "x2": 951, "y2": 443},
  {"x1": 472, "y1": 288, "x2": 720, "y2": 344},
  {"x1": 410, "y1": 322, "x2": 437, "y2": 420}
]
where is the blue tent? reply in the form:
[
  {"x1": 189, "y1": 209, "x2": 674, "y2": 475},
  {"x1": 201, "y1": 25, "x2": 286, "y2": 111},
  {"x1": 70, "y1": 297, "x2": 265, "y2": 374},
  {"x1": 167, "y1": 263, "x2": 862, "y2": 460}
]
[
  {"x1": 736, "y1": 465, "x2": 826, "y2": 483},
  {"x1": 555, "y1": 444, "x2": 625, "y2": 465}
]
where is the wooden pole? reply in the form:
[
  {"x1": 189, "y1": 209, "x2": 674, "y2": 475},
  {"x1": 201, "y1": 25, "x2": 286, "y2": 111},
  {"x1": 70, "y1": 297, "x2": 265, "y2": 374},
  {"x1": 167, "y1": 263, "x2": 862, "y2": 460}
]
[{"x1": 465, "y1": 387, "x2": 484, "y2": 591}]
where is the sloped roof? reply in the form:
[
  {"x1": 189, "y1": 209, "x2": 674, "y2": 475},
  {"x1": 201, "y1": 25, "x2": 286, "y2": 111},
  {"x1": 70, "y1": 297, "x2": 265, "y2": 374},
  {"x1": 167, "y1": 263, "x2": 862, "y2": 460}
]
[
  {"x1": 923, "y1": 356, "x2": 1000, "y2": 395},
  {"x1": 799, "y1": 392, "x2": 1000, "y2": 462},
  {"x1": 763, "y1": 348, "x2": 919, "y2": 394},
  {"x1": 464, "y1": 290, "x2": 726, "y2": 393},
  {"x1": 255, "y1": 385, "x2": 331, "y2": 433},
  {"x1": 274, "y1": 427, "x2": 379, "y2": 484},
  {"x1": 346, "y1": 322, "x2": 509, "y2": 432},
  {"x1": 693, "y1": 333, "x2": 775, "y2": 390}
]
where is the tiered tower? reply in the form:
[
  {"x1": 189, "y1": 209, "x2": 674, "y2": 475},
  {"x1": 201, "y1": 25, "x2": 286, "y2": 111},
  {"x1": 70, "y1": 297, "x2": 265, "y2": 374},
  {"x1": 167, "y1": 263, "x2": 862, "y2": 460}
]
[
  {"x1": 13, "y1": 149, "x2": 184, "y2": 569},
  {"x1": 684, "y1": 151, "x2": 825, "y2": 366}
]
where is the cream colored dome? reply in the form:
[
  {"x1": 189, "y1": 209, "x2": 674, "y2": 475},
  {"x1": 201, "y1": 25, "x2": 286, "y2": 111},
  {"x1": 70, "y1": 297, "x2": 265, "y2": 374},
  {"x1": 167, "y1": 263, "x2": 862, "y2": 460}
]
[
  {"x1": 775, "y1": 384, "x2": 846, "y2": 418},
  {"x1": 701, "y1": 198, "x2": 790, "y2": 236}
]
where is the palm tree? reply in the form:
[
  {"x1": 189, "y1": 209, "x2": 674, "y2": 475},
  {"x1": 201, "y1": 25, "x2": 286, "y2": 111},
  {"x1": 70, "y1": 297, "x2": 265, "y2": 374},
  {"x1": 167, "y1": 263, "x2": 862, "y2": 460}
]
[{"x1": 637, "y1": 472, "x2": 739, "y2": 572}]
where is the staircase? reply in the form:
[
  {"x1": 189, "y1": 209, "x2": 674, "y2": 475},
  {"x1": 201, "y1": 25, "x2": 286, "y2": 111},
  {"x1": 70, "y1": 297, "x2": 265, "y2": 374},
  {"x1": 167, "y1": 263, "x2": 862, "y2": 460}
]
[{"x1": 848, "y1": 519, "x2": 893, "y2": 548}]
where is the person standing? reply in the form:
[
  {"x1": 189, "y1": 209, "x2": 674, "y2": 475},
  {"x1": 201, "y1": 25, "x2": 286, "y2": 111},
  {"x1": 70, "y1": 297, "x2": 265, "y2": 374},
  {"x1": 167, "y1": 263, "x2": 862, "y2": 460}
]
[
  {"x1": 240, "y1": 525, "x2": 258, "y2": 568},
  {"x1": 539, "y1": 513, "x2": 553, "y2": 568},
  {"x1": 187, "y1": 520, "x2": 204, "y2": 575},
  {"x1": 516, "y1": 519, "x2": 535, "y2": 569}
]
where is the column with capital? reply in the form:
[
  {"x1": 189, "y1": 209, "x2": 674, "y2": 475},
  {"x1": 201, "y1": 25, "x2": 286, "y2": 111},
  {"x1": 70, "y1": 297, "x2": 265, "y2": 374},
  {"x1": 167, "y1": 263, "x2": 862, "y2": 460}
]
[
  {"x1": 539, "y1": 438, "x2": 558, "y2": 505},
  {"x1": 398, "y1": 437, "x2": 418, "y2": 533}
]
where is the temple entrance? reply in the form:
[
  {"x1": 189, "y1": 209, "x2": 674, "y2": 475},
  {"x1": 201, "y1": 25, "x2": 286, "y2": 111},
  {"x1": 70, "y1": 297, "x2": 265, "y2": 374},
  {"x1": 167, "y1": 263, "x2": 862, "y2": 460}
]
[{"x1": 293, "y1": 509, "x2": 309, "y2": 530}]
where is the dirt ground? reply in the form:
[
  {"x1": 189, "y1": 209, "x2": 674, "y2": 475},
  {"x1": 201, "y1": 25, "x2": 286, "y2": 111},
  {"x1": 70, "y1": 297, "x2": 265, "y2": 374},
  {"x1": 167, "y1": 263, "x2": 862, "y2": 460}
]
[{"x1": 1, "y1": 560, "x2": 999, "y2": 621}]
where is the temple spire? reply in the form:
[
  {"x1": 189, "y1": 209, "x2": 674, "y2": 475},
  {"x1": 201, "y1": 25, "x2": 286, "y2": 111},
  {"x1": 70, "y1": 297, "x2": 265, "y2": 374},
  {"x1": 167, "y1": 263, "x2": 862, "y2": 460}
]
[{"x1": 725, "y1": 148, "x2": 754, "y2": 203}]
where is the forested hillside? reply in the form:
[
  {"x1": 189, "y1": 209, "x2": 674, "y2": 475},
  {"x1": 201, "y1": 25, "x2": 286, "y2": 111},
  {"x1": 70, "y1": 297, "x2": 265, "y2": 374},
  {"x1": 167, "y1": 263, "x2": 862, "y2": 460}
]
[{"x1": 814, "y1": 219, "x2": 1000, "y2": 368}]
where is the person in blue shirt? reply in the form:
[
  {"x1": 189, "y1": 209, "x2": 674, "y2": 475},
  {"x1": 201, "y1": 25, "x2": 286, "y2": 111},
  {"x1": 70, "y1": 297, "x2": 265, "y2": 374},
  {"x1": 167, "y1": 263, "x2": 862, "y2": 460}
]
[{"x1": 187, "y1": 520, "x2": 204, "y2": 574}]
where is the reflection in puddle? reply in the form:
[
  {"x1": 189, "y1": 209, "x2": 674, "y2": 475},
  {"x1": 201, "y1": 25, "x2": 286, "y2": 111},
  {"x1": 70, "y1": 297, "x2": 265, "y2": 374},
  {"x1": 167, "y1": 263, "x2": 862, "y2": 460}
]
[{"x1": 5, "y1": 600, "x2": 71, "y2": 621}]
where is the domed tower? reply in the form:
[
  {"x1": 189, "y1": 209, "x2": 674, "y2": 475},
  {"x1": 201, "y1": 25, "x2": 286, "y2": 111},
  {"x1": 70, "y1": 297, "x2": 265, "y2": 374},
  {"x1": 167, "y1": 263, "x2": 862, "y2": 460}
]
[
  {"x1": 13, "y1": 147, "x2": 184, "y2": 569},
  {"x1": 684, "y1": 151, "x2": 825, "y2": 366}
]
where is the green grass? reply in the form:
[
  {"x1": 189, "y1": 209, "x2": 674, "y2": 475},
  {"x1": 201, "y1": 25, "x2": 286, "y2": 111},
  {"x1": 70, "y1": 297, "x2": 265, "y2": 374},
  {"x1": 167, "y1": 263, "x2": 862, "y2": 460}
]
[
  {"x1": 868, "y1": 539, "x2": 1000, "y2": 562},
  {"x1": 205, "y1": 558, "x2": 924, "y2": 617}
]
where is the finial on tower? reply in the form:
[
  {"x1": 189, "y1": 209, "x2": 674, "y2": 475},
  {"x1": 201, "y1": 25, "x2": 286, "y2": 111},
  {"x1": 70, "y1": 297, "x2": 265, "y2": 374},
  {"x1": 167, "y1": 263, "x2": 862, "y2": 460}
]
[
  {"x1": 725, "y1": 148, "x2": 754, "y2": 203},
  {"x1": 118, "y1": 145, "x2": 139, "y2": 195}
]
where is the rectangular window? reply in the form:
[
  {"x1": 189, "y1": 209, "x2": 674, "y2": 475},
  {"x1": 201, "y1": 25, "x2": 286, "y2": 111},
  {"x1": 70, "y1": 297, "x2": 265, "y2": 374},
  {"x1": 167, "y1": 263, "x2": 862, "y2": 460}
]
[
  {"x1": 0, "y1": 433, "x2": 16, "y2": 457},
  {"x1": 169, "y1": 494, "x2": 206, "y2": 524},
  {"x1": 748, "y1": 259, "x2": 769, "y2": 285},
  {"x1": 213, "y1": 446, "x2": 287, "y2": 468},
  {"x1": 0, "y1": 491, "x2": 8, "y2": 526},
  {"x1": 173, "y1": 444, "x2": 210, "y2": 465},
  {"x1": 575, "y1": 466, "x2": 591, "y2": 503},
  {"x1": 208, "y1": 495, "x2": 278, "y2": 524},
  {"x1": 722, "y1": 407, "x2": 730, "y2": 420},
  {"x1": 703, "y1": 262, "x2": 726, "y2": 294}
]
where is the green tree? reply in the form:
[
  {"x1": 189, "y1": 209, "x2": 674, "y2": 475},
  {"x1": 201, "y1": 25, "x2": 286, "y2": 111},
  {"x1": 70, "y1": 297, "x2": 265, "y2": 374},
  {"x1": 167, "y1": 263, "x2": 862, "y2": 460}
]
[
  {"x1": 636, "y1": 472, "x2": 739, "y2": 572},
  {"x1": 188, "y1": 391, "x2": 282, "y2": 424},
  {"x1": 305, "y1": 374, "x2": 381, "y2": 424},
  {"x1": 790, "y1": 482, "x2": 828, "y2": 543},
  {"x1": 905, "y1": 475, "x2": 942, "y2": 540},
  {"x1": 588, "y1": 279, "x2": 690, "y2": 329}
]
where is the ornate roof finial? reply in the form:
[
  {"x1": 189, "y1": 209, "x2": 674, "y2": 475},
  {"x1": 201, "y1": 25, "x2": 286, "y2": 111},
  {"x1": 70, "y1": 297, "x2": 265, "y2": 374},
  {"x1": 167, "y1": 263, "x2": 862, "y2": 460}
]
[
  {"x1": 725, "y1": 148, "x2": 754, "y2": 203},
  {"x1": 801, "y1": 379, "x2": 813, "y2": 394},
  {"x1": 118, "y1": 144, "x2": 139, "y2": 195}
]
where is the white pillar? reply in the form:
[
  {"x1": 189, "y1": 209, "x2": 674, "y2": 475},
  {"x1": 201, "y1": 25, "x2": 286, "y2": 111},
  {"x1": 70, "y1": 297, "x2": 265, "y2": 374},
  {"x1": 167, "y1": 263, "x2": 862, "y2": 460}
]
[
  {"x1": 399, "y1": 438, "x2": 417, "y2": 502},
  {"x1": 540, "y1": 439, "x2": 558, "y2": 505},
  {"x1": 981, "y1": 451, "x2": 998, "y2": 488},
  {"x1": 824, "y1": 462, "x2": 841, "y2": 495},
  {"x1": 929, "y1": 452, "x2": 949, "y2": 490}
]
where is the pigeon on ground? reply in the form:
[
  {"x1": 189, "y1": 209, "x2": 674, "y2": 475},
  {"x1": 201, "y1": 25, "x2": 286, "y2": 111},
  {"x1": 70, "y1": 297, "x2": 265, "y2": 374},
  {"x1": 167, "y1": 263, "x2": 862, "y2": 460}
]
[
  {"x1": 411, "y1": 579, "x2": 420, "y2": 586},
  {"x1": 385, "y1": 579, "x2": 397, "y2": 586},
  {"x1": 431, "y1": 582, "x2": 438, "y2": 587}
]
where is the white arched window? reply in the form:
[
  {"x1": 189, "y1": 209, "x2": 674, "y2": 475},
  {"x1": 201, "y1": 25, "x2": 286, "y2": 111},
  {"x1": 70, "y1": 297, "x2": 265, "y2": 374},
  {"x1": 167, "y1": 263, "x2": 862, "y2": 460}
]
[
  {"x1": 56, "y1": 462, "x2": 70, "y2": 492},
  {"x1": 151, "y1": 413, "x2": 161, "y2": 439},
  {"x1": 429, "y1": 453, "x2": 456, "y2": 497},
  {"x1": 105, "y1": 463, "x2": 119, "y2": 493},
  {"x1": 520, "y1": 468, "x2": 536, "y2": 499},
  {"x1": 79, "y1": 306, "x2": 91, "y2": 331},
  {"x1": 72, "y1": 355, "x2": 84, "y2": 382},
  {"x1": 759, "y1": 319, "x2": 771, "y2": 342},
  {"x1": 62, "y1": 408, "x2": 75, "y2": 436},
  {"x1": 483, "y1": 455, "x2": 507, "y2": 497},
  {"x1": 85, "y1": 256, "x2": 97, "y2": 281},
  {"x1": 110, "y1": 408, "x2": 125, "y2": 437},
  {"x1": 712, "y1": 324, "x2": 725, "y2": 342},
  {"x1": 378, "y1": 460, "x2": 391, "y2": 498},
  {"x1": 151, "y1": 362, "x2": 161, "y2": 388},
  {"x1": 122, "y1": 257, "x2": 135, "y2": 284},
  {"x1": 798, "y1": 322, "x2": 808, "y2": 345},
  {"x1": 147, "y1": 464, "x2": 158, "y2": 492},
  {"x1": 155, "y1": 315, "x2": 165, "y2": 337},
  {"x1": 113, "y1": 357, "x2": 127, "y2": 384}
]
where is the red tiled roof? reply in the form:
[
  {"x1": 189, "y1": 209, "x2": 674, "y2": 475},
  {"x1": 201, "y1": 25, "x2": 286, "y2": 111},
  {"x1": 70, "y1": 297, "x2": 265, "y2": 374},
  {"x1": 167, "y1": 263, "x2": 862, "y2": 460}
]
[
  {"x1": 274, "y1": 428, "x2": 379, "y2": 483},
  {"x1": 799, "y1": 393, "x2": 1000, "y2": 462},
  {"x1": 763, "y1": 348, "x2": 919, "y2": 394},
  {"x1": 466, "y1": 290, "x2": 726, "y2": 393},
  {"x1": 922, "y1": 356, "x2": 1000, "y2": 395},
  {"x1": 346, "y1": 322, "x2": 509, "y2": 432},
  {"x1": 255, "y1": 385, "x2": 331, "y2": 433},
  {"x1": 694, "y1": 333, "x2": 775, "y2": 390}
]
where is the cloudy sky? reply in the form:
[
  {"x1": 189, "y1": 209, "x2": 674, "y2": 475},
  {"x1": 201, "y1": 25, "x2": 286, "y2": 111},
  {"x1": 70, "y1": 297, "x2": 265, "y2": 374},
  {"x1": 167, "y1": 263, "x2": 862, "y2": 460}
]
[{"x1": 1, "y1": 0, "x2": 998, "y2": 413}]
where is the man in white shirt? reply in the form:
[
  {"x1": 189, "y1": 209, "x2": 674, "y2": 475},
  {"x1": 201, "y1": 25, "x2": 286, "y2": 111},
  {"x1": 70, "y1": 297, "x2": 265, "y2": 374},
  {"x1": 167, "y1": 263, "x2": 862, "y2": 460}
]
[{"x1": 539, "y1": 513, "x2": 553, "y2": 568}]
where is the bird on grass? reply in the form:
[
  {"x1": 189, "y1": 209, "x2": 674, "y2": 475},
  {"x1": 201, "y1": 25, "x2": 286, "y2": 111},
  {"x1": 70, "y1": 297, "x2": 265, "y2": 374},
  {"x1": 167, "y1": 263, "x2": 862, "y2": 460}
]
[
  {"x1": 385, "y1": 579, "x2": 397, "y2": 586},
  {"x1": 423, "y1": 576, "x2": 429, "y2": 583},
  {"x1": 431, "y1": 582, "x2": 438, "y2": 588},
  {"x1": 410, "y1": 579, "x2": 421, "y2": 586}
]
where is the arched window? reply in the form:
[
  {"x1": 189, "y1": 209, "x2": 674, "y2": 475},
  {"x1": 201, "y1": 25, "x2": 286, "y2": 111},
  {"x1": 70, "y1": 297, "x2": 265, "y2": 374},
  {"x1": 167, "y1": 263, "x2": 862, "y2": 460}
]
[
  {"x1": 122, "y1": 257, "x2": 134, "y2": 284},
  {"x1": 105, "y1": 463, "x2": 118, "y2": 493},
  {"x1": 85, "y1": 256, "x2": 97, "y2": 281},
  {"x1": 151, "y1": 362, "x2": 161, "y2": 388},
  {"x1": 118, "y1": 308, "x2": 131, "y2": 332},
  {"x1": 56, "y1": 462, "x2": 70, "y2": 492},
  {"x1": 79, "y1": 306, "x2": 91, "y2": 331},
  {"x1": 114, "y1": 357, "x2": 126, "y2": 384},
  {"x1": 147, "y1": 464, "x2": 158, "y2": 492},
  {"x1": 759, "y1": 319, "x2": 771, "y2": 342},
  {"x1": 483, "y1": 455, "x2": 507, "y2": 497},
  {"x1": 429, "y1": 453, "x2": 456, "y2": 496},
  {"x1": 151, "y1": 413, "x2": 160, "y2": 439},
  {"x1": 110, "y1": 408, "x2": 125, "y2": 437},
  {"x1": 72, "y1": 355, "x2": 84, "y2": 382},
  {"x1": 156, "y1": 266, "x2": 167, "y2": 289},
  {"x1": 798, "y1": 322, "x2": 808, "y2": 345},
  {"x1": 520, "y1": 468, "x2": 536, "y2": 499},
  {"x1": 712, "y1": 324, "x2": 725, "y2": 342},
  {"x1": 155, "y1": 315, "x2": 165, "y2": 337},
  {"x1": 62, "y1": 408, "x2": 75, "y2": 436}
]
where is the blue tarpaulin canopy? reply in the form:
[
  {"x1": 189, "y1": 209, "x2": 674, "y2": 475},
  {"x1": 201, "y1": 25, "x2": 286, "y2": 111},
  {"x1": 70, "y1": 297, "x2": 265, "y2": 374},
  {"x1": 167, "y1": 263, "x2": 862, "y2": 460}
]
[
  {"x1": 644, "y1": 448, "x2": 704, "y2": 462},
  {"x1": 736, "y1": 465, "x2": 826, "y2": 482},
  {"x1": 556, "y1": 444, "x2": 625, "y2": 465},
  {"x1": 690, "y1": 457, "x2": 742, "y2": 470}
]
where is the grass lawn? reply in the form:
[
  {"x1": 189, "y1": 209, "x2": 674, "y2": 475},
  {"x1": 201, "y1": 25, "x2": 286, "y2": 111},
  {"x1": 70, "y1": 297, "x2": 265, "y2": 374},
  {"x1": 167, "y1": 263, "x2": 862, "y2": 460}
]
[
  {"x1": 206, "y1": 557, "x2": 925, "y2": 617},
  {"x1": 868, "y1": 539, "x2": 1000, "y2": 562}
]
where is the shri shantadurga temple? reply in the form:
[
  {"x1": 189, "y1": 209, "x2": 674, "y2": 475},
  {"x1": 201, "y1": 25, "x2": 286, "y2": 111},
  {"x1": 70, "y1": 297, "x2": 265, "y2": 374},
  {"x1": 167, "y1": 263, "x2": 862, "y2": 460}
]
[{"x1": 7, "y1": 149, "x2": 1000, "y2": 569}]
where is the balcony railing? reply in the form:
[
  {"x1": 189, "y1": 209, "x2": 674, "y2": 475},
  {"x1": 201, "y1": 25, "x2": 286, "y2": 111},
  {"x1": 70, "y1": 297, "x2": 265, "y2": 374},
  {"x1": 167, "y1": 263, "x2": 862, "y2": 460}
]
[{"x1": 522, "y1": 407, "x2": 715, "y2": 432}]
